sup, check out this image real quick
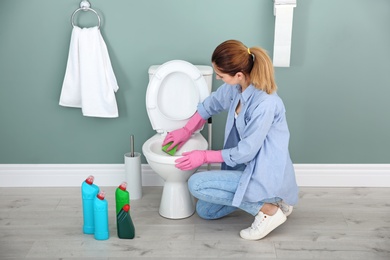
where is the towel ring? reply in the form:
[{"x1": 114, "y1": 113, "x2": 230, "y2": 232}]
[{"x1": 71, "y1": 6, "x2": 101, "y2": 29}]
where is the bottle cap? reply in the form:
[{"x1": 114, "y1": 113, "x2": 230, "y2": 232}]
[
  {"x1": 85, "y1": 175, "x2": 94, "y2": 185},
  {"x1": 119, "y1": 182, "x2": 127, "y2": 191},
  {"x1": 97, "y1": 191, "x2": 105, "y2": 200},
  {"x1": 123, "y1": 204, "x2": 130, "y2": 212}
]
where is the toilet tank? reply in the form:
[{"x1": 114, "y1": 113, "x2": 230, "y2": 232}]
[
  {"x1": 195, "y1": 65, "x2": 213, "y2": 94},
  {"x1": 148, "y1": 64, "x2": 214, "y2": 94}
]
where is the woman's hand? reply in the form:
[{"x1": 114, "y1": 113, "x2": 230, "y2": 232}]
[
  {"x1": 175, "y1": 150, "x2": 224, "y2": 170},
  {"x1": 162, "y1": 127, "x2": 191, "y2": 152}
]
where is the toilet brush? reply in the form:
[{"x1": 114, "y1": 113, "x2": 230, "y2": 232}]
[
  {"x1": 124, "y1": 134, "x2": 142, "y2": 200},
  {"x1": 130, "y1": 135, "x2": 134, "y2": 157}
]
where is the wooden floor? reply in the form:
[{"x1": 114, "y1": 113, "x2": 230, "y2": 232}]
[{"x1": 0, "y1": 186, "x2": 389, "y2": 259}]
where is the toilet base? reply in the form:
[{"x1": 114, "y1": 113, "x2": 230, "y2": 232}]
[{"x1": 159, "y1": 181, "x2": 195, "y2": 219}]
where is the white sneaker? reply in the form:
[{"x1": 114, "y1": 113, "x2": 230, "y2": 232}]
[
  {"x1": 240, "y1": 208, "x2": 286, "y2": 240},
  {"x1": 276, "y1": 201, "x2": 293, "y2": 217}
]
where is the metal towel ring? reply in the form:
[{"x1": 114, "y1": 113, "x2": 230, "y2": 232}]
[{"x1": 71, "y1": 1, "x2": 101, "y2": 29}]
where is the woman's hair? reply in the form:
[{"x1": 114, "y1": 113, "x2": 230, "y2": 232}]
[{"x1": 211, "y1": 40, "x2": 277, "y2": 94}]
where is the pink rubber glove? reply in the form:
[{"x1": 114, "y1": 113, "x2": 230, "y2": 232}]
[
  {"x1": 162, "y1": 112, "x2": 207, "y2": 151},
  {"x1": 175, "y1": 150, "x2": 224, "y2": 171}
]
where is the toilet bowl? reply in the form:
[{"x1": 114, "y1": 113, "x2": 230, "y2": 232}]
[{"x1": 142, "y1": 60, "x2": 213, "y2": 219}]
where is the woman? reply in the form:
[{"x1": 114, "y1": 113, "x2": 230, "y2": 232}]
[{"x1": 162, "y1": 40, "x2": 298, "y2": 240}]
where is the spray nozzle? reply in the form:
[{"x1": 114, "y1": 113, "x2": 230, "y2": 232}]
[
  {"x1": 85, "y1": 175, "x2": 94, "y2": 185},
  {"x1": 123, "y1": 204, "x2": 130, "y2": 212},
  {"x1": 119, "y1": 182, "x2": 127, "y2": 191},
  {"x1": 97, "y1": 191, "x2": 105, "y2": 200}
]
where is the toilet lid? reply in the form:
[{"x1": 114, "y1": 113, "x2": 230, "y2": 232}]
[{"x1": 146, "y1": 60, "x2": 210, "y2": 134}]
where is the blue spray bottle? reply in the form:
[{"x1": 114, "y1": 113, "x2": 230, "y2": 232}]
[
  {"x1": 81, "y1": 175, "x2": 99, "y2": 234},
  {"x1": 94, "y1": 191, "x2": 109, "y2": 240}
]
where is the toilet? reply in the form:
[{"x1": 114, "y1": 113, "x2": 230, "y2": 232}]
[{"x1": 142, "y1": 60, "x2": 213, "y2": 219}]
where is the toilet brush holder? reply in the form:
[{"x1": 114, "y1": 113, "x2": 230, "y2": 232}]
[{"x1": 124, "y1": 152, "x2": 142, "y2": 200}]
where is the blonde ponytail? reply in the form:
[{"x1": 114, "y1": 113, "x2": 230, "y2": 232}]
[{"x1": 250, "y1": 47, "x2": 277, "y2": 94}]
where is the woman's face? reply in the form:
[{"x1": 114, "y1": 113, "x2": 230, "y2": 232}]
[{"x1": 212, "y1": 63, "x2": 239, "y2": 85}]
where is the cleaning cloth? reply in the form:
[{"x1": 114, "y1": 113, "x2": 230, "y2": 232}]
[{"x1": 59, "y1": 26, "x2": 119, "y2": 118}]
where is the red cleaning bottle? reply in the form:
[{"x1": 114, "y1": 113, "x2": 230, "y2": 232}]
[{"x1": 116, "y1": 204, "x2": 135, "y2": 239}]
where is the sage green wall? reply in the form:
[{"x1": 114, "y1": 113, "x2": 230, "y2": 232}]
[{"x1": 0, "y1": 0, "x2": 389, "y2": 164}]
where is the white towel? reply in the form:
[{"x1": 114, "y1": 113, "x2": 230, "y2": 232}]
[{"x1": 60, "y1": 26, "x2": 119, "y2": 118}]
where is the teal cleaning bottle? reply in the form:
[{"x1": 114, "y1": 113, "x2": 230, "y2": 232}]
[
  {"x1": 117, "y1": 204, "x2": 135, "y2": 239},
  {"x1": 81, "y1": 175, "x2": 99, "y2": 234},
  {"x1": 115, "y1": 182, "x2": 130, "y2": 215},
  {"x1": 94, "y1": 191, "x2": 109, "y2": 240}
]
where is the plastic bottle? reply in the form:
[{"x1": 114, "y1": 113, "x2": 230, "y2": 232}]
[
  {"x1": 116, "y1": 204, "x2": 135, "y2": 239},
  {"x1": 115, "y1": 182, "x2": 130, "y2": 215},
  {"x1": 94, "y1": 191, "x2": 109, "y2": 240},
  {"x1": 81, "y1": 175, "x2": 99, "y2": 234}
]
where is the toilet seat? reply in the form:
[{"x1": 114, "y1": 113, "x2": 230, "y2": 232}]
[{"x1": 146, "y1": 60, "x2": 209, "y2": 134}]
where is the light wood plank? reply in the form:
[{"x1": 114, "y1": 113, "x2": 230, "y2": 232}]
[{"x1": 0, "y1": 186, "x2": 389, "y2": 259}]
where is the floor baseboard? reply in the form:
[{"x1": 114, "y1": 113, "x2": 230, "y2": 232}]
[{"x1": 0, "y1": 164, "x2": 389, "y2": 187}]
